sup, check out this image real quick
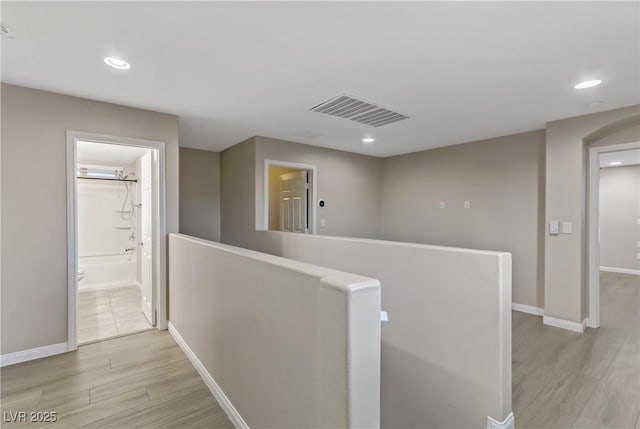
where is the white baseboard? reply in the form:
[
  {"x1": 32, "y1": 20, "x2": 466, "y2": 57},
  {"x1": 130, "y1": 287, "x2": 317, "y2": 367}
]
[
  {"x1": 487, "y1": 412, "x2": 514, "y2": 429},
  {"x1": 512, "y1": 303, "x2": 544, "y2": 316},
  {"x1": 168, "y1": 323, "x2": 248, "y2": 429},
  {"x1": 0, "y1": 342, "x2": 69, "y2": 367},
  {"x1": 600, "y1": 266, "x2": 640, "y2": 275},
  {"x1": 543, "y1": 316, "x2": 586, "y2": 333}
]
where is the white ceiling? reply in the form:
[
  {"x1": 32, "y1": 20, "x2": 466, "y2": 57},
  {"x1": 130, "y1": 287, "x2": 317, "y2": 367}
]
[
  {"x1": 77, "y1": 141, "x2": 149, "y2": 165},
  {"x1": 2, "y1": 2, "x2": 639, "y2": 157},
  {"x1": 600, "y1": 148, "x2": 640, "y2": 167}
]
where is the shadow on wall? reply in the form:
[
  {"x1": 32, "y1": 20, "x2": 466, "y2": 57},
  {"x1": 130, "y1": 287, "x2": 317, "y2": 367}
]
[{"x1": 381, "y1": 342, "x2": 495, "y2": 429}]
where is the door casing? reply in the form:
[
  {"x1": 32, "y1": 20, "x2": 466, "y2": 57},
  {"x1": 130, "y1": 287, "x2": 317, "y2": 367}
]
[
  {"x1": 587, "y1": 140, "x2": 640, "y2": 328},
  {"x1": 66, "y1": 131, "x2": 167, "y2": 351}
]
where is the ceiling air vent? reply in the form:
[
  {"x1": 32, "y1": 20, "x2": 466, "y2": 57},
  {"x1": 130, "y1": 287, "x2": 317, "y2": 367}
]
[{"x1": 310, "y1": 94, "x2": 409, "y2": 127}]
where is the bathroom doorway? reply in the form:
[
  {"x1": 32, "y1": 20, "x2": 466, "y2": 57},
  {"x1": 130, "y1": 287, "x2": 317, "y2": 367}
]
[{"x1": 66, "y1": 132, "x2": 166, "y2": 348}]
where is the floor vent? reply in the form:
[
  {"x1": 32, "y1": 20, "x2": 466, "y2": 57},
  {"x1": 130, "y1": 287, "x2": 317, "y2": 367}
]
[{"x1": 309, "y1": 94, "x2": 409, "y2": 127}]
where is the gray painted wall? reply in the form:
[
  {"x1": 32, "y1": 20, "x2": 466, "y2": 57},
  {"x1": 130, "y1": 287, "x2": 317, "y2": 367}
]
[
  {"x1": 217, "y1": 132, "x2": 546, "y2": 308},
  {"x1": 220, "y1": 137, "x2": 258, "y2": 248},
  {"x1": 169, "y1": 234, "x2": 381, "y2": 428},
  {"x1": 380, "y1": 130, "x2": 546, "y2": 308},
  {"x1": 1, "y1": 83, "x2": 180, "y2": 354},
  {"x1": 179, "y1": 147, "x2": 220, "y2": 241},
  {"x1": 600, "y1": 165, "x2": 640, "y2": 271},
  {"x1": 253, "y1": 231, "x2": 512, "y2": 429}
]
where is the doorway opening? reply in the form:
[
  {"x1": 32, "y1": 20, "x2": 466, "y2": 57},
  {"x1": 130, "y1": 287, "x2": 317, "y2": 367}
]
[
  {"x1": 66, "y1": 131, "x2": 166, "y2": 350},
  {"x1": 265, "y1": 160, "x2": 316, "y2": 234},
  {"x1": 587, "y1": 142, "x2": 640, "y2": 328}
]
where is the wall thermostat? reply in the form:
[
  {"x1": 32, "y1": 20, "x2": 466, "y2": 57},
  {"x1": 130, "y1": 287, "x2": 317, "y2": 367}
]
[{"x1": 318, "y1": 199, "x2": 325, "y2": 208}]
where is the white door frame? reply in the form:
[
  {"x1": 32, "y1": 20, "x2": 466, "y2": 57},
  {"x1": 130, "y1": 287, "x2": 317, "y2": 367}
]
[
  {"x1": 587, "y1": 141, "x2": 640, "y2": 328},
  {"x1": 66, "y1": 131, "x2": 167, "y2": 351},
  {"x1": 263, "y1": 159, "x2": 317, "y2": 234}
]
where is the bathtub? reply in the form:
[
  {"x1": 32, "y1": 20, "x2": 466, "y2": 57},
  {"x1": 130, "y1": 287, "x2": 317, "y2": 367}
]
[{"x1": 78, "y1": 254, "x2": 137, "y2": 291}]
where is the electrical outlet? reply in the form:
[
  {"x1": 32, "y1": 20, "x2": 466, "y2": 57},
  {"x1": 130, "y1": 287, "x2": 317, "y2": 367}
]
[
  {"x1": 320, "y1": 218, "x2": 326, "y2": 228},
  {"x1": 637, "y1": 253, "x2": 640, "y2": 260},
  {"x1": 439, "y1": 201, "x2": 446, "y2": 209},
  {"x1": 637, "y1": 241, "x2": 640, "y2": 248},
  {"x1": 464, "y1": 200, "x2": 471, "y2": 209}
]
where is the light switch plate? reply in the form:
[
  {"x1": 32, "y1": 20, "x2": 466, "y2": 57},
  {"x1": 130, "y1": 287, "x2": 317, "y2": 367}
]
[
  {"x1": 464, "y1": 200, "x2": 471, "y2": 209},
  {"x1": 439, "y1": 201, "x2": 445, "y2": 209},
  {"x1": 561, "y1": 221, "x2": 573, "y2": 234},
  {"x1": 550, "y1": 220, "x2": 559, "y2": 235}
]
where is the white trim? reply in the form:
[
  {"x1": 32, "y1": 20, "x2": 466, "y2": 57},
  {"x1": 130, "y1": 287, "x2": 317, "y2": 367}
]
[
  {"x1": 512, "y1": 303, "x2": 544, "y2": 316},
  {"x1": 487, "y1": 412, "x2": 514, "y2": 429},
  {"x1": 66, "y1": 131, "x2": 168, "y2": 353},
  {"x1": 542, "y1": 316, "x2": 586, "y2": 333},
  {"x1": 262, "y1": 159, "x2": 317, "y2": 234},
  {"x1": 1, "y1": 342, "x2": 69, "y2": 367},
  {"x1": 168, "y1": 323, "x2": 249, "y2": 429},
  {"x1": 66, "y1": 136, "x2": 78, "y2": 351},
  {"x1": 600, "y1": 266, "x2": 640, "y2": 275},
  {"x1": 588, "y1": 141, "x2": 640, "y2": 329}
]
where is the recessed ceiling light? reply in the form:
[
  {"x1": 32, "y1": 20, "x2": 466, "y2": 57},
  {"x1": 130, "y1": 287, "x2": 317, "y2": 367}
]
[
  {"x1": 362, "y1": 137, "x2": 375, "y2": 144},
  {"x1": 609, "y1": 161, "x2": 622, "y2": 166},
  {"x1": 574, "y1": 79, "x2": 602, "y2": 89},
  {"x1": 104, "y1": 57, "x2": 131, "y2": 70}
]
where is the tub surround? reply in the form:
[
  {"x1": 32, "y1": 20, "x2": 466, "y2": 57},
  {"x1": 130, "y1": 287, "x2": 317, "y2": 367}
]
[
  {"x1": 78, "y1": 254, "x2": 138, "y2": 291},
  {"x1": 77, "y1": 162, "x2": 141, "y2": 291}
]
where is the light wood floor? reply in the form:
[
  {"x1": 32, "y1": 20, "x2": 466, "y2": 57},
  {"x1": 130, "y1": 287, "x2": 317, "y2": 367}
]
[
  {"x1": 513, "y1": 271, "x2": 640, "y2": 429},
  {"x1": 78, "y1": 286, "x2": 152, "y2": 344},
  {"x1": 0, "y1": 330, "x2": 233, "y2": 428},
  {"x1": 2, "y1": 272, "x2": 636, "y2": 428}
]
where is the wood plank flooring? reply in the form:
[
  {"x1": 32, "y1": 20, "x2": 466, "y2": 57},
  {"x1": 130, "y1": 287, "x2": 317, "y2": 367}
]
[
  {"x1": 78, "y1": 286, "x2": 152, "y2": 344},
  {"x1": 2, "y1": 271, "x2": 636, "y2": 428},
  {"x1": 513, "y1": 272, "x2": 640, "y2": 429},
  {"x1": 1, "y1": 330, "x2": 233, "y2": 428}
]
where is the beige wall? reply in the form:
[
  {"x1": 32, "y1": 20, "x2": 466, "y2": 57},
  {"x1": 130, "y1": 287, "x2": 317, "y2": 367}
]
[
  {"x1": 169, "y1": 233, "x2": 381, "y2": 428},
  {"x1": 1, "y1": 84, "x2": 179, "y2": 354},
  {"x1": 220, "y1": 137, "x2": 257, "y2": 248},
  {"x1": 544, "y1": 105, "x2": 640, "y2": 323},
  {"x1": 599, "y1": 165, "x2": 640, "y2": 271},
  {"x1": 221, "y1": 136, "x2": 382, "y2": 246},
  {"x1": 268, "y1": 166, "x2": 299, "y2": 231},
  {"x1": 254, "y1": 136, "x2": 382, "y2": 238},
  {"x1": 227, "y1": 230, "x2": 512, "y2": 428},
  {"x1": 380, "y1": 130, "x2": 545, "y2": 308},
  {"x1": 179, "y1": 147, "x2": 220, "y2": 242}
]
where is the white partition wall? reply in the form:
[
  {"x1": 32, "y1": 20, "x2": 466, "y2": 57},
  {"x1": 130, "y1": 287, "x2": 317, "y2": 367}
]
[
  {"x1": 248, "y1": 231, "x2": 513, "y2": 429},
  {"x1": 168, "y1": 234, "x2": 381, "y2": 429}
]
